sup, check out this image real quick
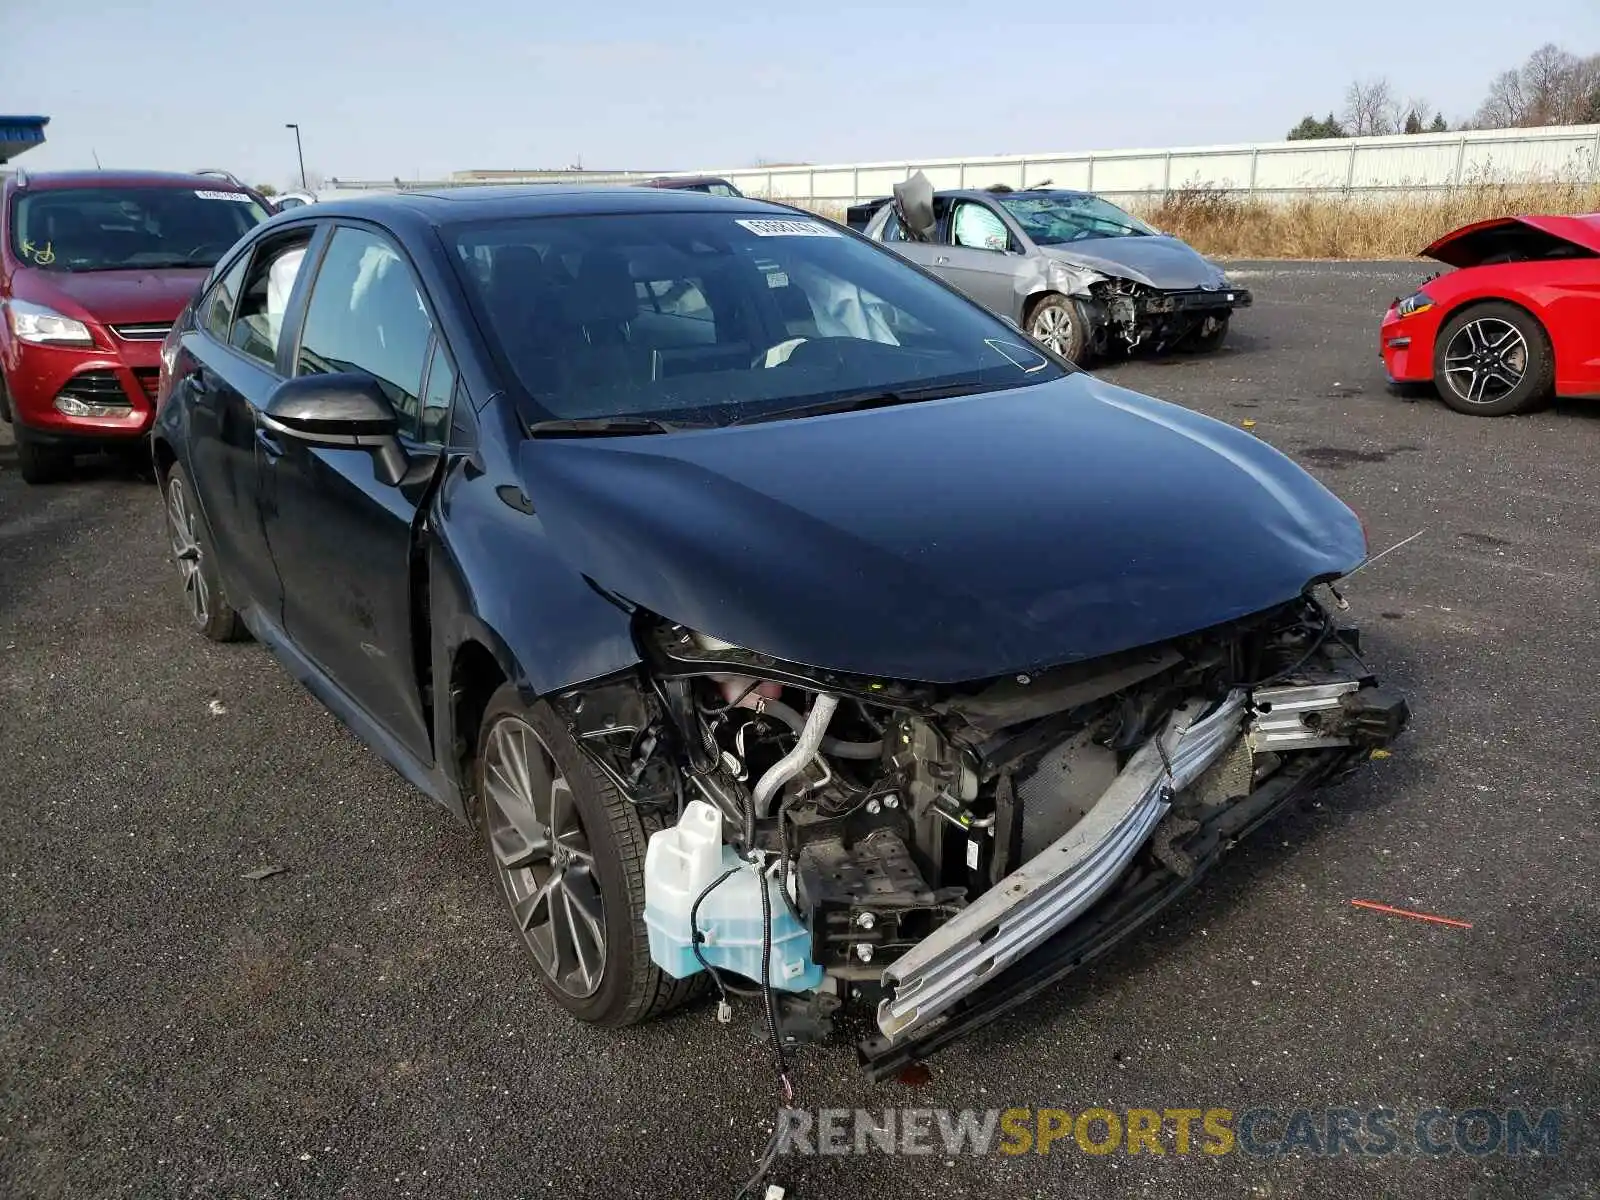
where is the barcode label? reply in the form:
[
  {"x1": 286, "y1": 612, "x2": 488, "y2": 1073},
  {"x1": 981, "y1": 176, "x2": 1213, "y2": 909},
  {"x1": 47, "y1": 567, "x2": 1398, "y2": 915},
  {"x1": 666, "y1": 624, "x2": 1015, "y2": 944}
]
[{"x1": 735, "y1": 218, "x2": 840, "y2": 238}]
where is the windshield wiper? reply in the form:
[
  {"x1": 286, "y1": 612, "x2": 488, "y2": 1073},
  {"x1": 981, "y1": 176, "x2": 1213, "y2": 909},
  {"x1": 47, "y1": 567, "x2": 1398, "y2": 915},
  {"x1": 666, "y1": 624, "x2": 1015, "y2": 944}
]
[
  {"x1": 728, "y1": 381, "x2": 992, "y2": 427},
  {"x1": 526, "y1": 415, "x2": 710, "y2": 439}
]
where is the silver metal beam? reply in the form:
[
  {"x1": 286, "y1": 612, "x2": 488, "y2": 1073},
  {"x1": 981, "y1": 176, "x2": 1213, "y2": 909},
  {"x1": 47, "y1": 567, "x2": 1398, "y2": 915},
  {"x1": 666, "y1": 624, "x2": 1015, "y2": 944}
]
[{"x1": 877, "y1": 690, "x2": 1248, "y2": 1042}]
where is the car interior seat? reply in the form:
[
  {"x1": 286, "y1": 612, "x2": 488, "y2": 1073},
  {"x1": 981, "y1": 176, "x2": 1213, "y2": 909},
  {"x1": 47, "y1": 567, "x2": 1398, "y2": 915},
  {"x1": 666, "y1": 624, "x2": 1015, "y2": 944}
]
[{"x1": 549, "y1": 250, "x2": 655, "y2": 400}]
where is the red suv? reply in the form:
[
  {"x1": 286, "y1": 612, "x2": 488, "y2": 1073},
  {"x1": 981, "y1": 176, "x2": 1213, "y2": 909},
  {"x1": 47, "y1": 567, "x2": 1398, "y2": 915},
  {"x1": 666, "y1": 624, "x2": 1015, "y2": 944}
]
[{"x1": 1, "y1": 169, "x2": 271, "y2": 483}]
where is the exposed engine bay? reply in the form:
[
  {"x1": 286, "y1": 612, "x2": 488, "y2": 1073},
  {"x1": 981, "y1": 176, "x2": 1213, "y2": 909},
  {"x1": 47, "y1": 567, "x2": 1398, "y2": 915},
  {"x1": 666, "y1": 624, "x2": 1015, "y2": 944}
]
[
  {"x1": 1084, "y1": 275, "x2": 1242, "y2": 356},
  {"x1": 552, "y1": 592, "x2": 1408, "y2": 1067}
]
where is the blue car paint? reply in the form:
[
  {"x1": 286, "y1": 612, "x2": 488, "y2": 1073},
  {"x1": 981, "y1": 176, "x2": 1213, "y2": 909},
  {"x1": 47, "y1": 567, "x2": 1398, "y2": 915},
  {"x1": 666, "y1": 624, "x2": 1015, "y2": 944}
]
[
  {"x1": 432, "y1": 401, "x2": 641, "y2": 701},
  {"x1": 519, "y1": 372, "x2": 1367, "y2": 684}
]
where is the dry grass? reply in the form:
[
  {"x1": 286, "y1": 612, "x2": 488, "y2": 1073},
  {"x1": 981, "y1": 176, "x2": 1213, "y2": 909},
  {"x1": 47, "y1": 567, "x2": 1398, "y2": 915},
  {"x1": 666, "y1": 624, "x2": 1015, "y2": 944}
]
[
  {"x1": 1132, "y1": 180, "x2": 1600, "y2": 259},
  {"x1": 772, "y1": 181, "x2": 1600, "y2": 259}
]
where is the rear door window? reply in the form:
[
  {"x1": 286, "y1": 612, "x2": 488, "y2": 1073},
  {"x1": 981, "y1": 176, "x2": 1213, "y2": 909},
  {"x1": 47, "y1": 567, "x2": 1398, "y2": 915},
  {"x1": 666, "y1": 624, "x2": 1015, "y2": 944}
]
[
  {"x1": 200, "y1": 256, "x2": 249, "y2": 342},
  {"x1": 229, "y1": 235, "x2": 313, "y2": 369}
]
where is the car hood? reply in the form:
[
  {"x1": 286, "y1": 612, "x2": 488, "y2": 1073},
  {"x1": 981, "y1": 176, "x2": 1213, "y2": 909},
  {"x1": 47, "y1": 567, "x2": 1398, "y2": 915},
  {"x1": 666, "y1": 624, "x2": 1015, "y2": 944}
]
[
  {"x1": 516, "y1": 374, "x2": 1366, "y2": 684},
  {"x1": 14, "y1": 266, "x2": 212, "y2": 327},
  {"x1": 1041, "y1": 236, "x2": 1228, "y2": 291},
  {"x1": 1419, "y1": 214, "x2": 1600, "y2": 267}
]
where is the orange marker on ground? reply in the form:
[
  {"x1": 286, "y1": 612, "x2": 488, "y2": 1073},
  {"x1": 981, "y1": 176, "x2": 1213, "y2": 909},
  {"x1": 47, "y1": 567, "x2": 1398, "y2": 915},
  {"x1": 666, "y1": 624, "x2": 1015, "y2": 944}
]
[{"x1": 1351, "y1": 899, "x2": 1472, "y2": 929}]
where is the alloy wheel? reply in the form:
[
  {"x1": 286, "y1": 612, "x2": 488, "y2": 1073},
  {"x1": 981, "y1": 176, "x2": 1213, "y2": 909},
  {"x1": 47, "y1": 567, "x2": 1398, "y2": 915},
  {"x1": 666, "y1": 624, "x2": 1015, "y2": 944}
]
[
  {"x1": 482, "y1": 716, "x2": 607, "y2": 998},
  {"x1": 1030, "y1": 305, "x2": 1076, "y2": 356},
  {"x1": 166, "y1": 475, "x2": 210, "y2": 626},
  {"x1": 1442, "y1": 317, "x2": 1527, "y2": 405}
]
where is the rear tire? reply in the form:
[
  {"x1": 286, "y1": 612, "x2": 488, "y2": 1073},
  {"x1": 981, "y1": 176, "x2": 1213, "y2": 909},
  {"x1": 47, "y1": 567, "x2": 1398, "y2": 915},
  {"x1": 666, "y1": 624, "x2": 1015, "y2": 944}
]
[
  {"x1": 162, "y1": 462, "x2": 246, "y2": 641},
  {"x1": 1026, "y1": 294, "x2": 1089, "y2": 364},
  {"x1": 1432, "y1": 302, "x2": 1553, "y2": 417},
  {"x1": 475, "y1": 687, "x2": 702, "y2": 1027},
  {"x1": 15, "y1": 432, "x2": 70, "y2": 486}
]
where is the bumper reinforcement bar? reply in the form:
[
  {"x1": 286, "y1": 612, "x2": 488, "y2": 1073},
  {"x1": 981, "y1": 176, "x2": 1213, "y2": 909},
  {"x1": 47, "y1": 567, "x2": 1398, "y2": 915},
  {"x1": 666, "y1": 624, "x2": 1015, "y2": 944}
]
[{"x1": 876, "y1": 689, "x2": 1248, "y2": 1042}]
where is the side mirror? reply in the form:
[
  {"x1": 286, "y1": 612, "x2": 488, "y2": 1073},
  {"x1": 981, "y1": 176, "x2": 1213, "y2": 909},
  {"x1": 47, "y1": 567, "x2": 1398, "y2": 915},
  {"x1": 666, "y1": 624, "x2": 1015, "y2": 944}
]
[{"x1": 262, "y1": 372, "x2": 410, "y2": 485}]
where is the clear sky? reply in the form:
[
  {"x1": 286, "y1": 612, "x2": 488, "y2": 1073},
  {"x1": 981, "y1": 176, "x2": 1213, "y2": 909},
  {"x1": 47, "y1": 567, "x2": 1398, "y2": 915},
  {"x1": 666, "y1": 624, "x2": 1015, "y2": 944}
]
[{"x1": 4, "y1": 0, "x2": 1597, "y2": 187}]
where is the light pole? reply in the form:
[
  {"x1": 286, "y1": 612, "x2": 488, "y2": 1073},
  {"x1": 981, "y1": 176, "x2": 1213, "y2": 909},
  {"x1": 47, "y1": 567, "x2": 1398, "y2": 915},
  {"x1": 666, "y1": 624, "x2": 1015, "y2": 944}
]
[{"x1": 285, "y1": 123, "x2": 307, "y2": 191}]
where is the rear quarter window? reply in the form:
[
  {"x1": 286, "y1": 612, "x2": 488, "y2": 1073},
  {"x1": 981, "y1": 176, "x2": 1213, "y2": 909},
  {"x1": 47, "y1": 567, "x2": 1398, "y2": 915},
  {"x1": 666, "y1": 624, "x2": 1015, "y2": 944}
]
[{"x1": 201, "y1": 256, "x2": 249, "y2": 341}]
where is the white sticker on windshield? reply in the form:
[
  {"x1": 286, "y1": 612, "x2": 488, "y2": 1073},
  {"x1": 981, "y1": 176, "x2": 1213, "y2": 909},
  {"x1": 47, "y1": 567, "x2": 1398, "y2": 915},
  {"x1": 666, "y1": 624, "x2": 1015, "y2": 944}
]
[
  {"x1": 194, "y1": 189, "x2": 253, "y2": 202},
  {"x1": 735, "y1": 218, "x2": 841, "y2": 238}
]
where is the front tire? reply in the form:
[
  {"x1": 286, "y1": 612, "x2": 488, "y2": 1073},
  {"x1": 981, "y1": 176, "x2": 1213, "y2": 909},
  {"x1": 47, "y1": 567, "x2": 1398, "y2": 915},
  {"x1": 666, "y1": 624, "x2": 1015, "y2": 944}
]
[
  {"x1": 15, "y1": 432, "x2": 70, "y2": 485},
  {"x1": 1433, "y1": 302, "x2": 1553, "y2": 417},
  {"x1": 475, "y1": 688, "x2": 700, "y2": 1027},
  {"x1": 163, "y1": 462, "x2": 245, "y2": 641},
  {"x1": 1026, "y1": 294, "x2": 1089, "y2": 364},
  {"x1": 1182, "y1": 313, "x2": 1231, "y2": 353}
]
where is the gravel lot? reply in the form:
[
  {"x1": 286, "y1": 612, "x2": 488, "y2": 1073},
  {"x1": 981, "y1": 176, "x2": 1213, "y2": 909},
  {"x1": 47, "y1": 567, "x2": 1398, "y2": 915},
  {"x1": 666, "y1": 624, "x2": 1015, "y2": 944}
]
[{"x1": 2, "y1": 261, "x2": 1596, "y2": 1200}]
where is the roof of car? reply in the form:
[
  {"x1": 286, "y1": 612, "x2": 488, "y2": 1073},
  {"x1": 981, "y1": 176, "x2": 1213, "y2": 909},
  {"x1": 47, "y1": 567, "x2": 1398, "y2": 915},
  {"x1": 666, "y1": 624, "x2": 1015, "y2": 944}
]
[
  {"x1": 855, "y1": 186, "x2": 1097, "y2": 217},
  {"x1": 949, "y1": 187, "x2": 1092, "y2": 201},
  {"x1": 292, "y1": 184, "x2": 791, "y2": 226},
  {"x1": 8, "y1": 169, "x2": 258, "y2": 192},
  {"x1": 642, "y1": 175, "x2": 737, "y2": 188}
]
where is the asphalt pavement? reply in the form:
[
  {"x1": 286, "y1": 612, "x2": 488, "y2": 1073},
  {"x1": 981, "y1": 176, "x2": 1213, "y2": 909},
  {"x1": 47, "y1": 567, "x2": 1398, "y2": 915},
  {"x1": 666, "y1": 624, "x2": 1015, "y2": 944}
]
[{"x1": 2, "y1": 261, "x2": 1596, "y2": 1199}]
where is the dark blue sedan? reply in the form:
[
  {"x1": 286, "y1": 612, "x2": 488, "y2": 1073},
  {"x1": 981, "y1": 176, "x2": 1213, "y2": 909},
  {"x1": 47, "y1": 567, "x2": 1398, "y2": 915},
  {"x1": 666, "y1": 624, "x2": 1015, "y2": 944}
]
[{"x1": 152, "y1": 186, "x2": 1407, "y2": 1078}]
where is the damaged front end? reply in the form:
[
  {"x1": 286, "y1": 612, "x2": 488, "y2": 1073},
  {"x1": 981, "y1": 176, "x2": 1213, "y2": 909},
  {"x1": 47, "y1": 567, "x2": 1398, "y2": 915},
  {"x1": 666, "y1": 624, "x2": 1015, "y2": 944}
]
[
  {"x1": 1083, "y1": 275, "x2": 1253, "y2": 356},
  {"x1": 552, "y1": 592, "x2": 1407, "y2": 1073}
]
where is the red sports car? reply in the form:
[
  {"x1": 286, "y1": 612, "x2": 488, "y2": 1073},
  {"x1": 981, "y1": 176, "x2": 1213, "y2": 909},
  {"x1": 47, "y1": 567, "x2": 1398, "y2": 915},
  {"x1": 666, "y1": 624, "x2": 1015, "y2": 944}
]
[{"x1": 1380, "y1": 213, "x2": 1600, "y2": 416}]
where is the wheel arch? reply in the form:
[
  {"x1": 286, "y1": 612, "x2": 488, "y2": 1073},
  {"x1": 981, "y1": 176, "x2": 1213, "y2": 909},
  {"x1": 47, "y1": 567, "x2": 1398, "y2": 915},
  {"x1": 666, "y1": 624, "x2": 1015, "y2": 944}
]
[
  {"x1": 1433, "y1": 293, "x2": 1554, "y2": 357},
  {"x1": 447, "y1": 634, "x2": 510, "y2": 812},
  {"x1": 150, "y1": 433, "x2": 178, "y2": 483},
  {"x1": 1021, "y1": 287, "x2": 1065, "y2": 324}
]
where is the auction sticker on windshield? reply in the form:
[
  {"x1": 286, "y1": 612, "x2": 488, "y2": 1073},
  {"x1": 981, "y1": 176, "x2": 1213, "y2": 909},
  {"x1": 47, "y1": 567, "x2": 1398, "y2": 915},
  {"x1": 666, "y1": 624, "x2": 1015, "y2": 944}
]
[
  {"x1": 735, "y1": 218, "x2": 841, "y2": 238},
  {"x1": 194, "y1": 190, "x2": 254, "y2": 202}
]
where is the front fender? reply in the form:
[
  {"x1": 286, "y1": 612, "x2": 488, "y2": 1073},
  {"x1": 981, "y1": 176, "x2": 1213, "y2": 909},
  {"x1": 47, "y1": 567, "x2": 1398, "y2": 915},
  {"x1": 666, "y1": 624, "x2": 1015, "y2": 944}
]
[{"x1": 431, "y1": 459, "x2": 641, "y2": 700}]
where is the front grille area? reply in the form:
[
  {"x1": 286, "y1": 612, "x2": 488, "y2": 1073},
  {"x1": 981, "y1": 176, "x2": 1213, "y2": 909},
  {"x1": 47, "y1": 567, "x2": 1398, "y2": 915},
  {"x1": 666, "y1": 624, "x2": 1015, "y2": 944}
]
[
  {"x1": 111, "y1": 322, "x2": 172, "y2": 341},
  {"x1": 57, "y1": 370, "x2": 134, "y2": 408},
  {"x1": 132, "y1": 368, "x2": 159, "y2": 401}
]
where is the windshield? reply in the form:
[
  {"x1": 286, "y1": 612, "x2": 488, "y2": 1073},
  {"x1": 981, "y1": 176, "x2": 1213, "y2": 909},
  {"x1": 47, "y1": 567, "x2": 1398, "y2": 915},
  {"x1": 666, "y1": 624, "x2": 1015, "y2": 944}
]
[
  {"x1": 11, "y1": 186, "x2": 268, "y2": 273},
  {"x1": 996, "y1": 192, "x2": 1155, "y2": 246},
  {"x1": 447, "y1": 210, "x2": 1065, "y2": 425}
]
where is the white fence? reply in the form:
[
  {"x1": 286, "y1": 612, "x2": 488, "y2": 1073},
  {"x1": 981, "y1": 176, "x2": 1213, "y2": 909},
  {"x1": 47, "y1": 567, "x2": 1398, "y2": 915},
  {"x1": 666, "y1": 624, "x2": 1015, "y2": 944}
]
[{"x1": 331, "y1": 124, "x2": 1600, "y2": 207}]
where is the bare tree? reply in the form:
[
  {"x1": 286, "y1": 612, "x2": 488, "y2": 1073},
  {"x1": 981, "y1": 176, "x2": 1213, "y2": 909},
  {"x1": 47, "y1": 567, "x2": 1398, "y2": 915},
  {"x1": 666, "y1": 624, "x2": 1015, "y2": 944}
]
[
  {"x1": 1472, "y1": 44, "x2": 1600, "y2": 128},
  {"x1": 1474, "y1": 68, "x2": 1528, "y2": 128},
  {"x1": 1523, "y1": 43, "x2": 1579, "y2": 124},
  {"x1": 1344, "y1": 77, "x2": 1401, "y2": 136},
  {"x1": 1404, "y1": 96, "x2": 1435, "y2": 126},
  {"x1": 1567, "y1": 53, "x2": 1600, "y2": 122}
]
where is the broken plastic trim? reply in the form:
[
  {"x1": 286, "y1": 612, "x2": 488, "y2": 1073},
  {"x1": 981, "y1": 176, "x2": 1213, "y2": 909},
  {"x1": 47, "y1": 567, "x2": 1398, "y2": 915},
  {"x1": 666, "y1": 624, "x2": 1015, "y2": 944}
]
[{"x1": 877, "y1": 690, "x2": 1248, "y2": 1042}]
